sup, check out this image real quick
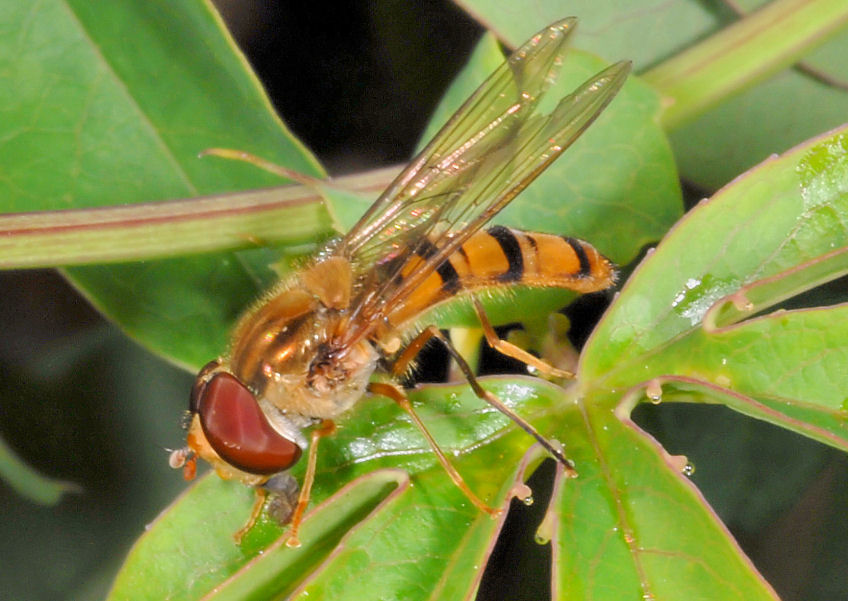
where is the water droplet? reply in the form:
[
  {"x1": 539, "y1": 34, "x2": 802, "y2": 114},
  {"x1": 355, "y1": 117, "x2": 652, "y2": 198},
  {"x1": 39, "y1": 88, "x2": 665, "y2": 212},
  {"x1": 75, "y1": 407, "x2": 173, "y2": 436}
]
[
  {"x1": 731, "y1": 292, "x2": 753, "y2": 311},
  {"x1": 534, "y1": 532, "x2": 550, "y2": 545},
  {"x1": 523, "y1": 495, "x2": 534, "y2": 506},
  {"x1": 671, "y1": 274, "x2": 739, "y2": 325},
  {"x1": 715, "y1": 374, "x2": 731, "y2": 388},
  {"x1": 683, "y1": 462, "x2": 696, "y2": 476},
  {"x1": 645, "y1": 380, "x2": 662, "y2": 404}
]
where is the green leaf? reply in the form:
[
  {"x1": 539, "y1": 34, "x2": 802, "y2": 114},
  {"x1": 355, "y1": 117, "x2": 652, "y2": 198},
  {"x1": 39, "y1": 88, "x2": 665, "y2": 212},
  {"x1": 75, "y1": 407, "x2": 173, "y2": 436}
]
[
  {"x1": 0, "y1": 5, "x2": 681, "y2": 367},
  {"x1": 0, "y1": 0, "x2": 325, "y2": 369},
  {"x1": 12, "y1": 5, "x2": 844, "y2": 600},
  {"x1": 582, "y1": 126, "x2": 848, "y2": 450},
  {"x1": 661, "y1": 1, "x2": 848, "y2": 188},
  {"x1": 109, "y1": 380, "x2": 547, "y2": 601},
  {"x1": 109, "y1": 379, "x2": 778, "y2": 600},
  {"x1": 456, "y1": 1, "x2": 848, "y2": 188},
  {"x1": 552, "y1": 404, "x2": 778, "y2": 600}
]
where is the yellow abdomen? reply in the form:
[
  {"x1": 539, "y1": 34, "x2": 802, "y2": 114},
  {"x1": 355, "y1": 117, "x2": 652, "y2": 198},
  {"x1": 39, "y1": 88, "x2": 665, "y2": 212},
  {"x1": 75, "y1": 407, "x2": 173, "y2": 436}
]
[{"x1": 385, "y1": 226, "x2": 615, "y2": 328}]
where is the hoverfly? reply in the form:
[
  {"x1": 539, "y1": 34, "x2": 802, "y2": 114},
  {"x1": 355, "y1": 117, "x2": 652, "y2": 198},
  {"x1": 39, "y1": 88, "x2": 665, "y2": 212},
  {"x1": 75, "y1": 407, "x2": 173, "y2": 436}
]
[{"x1": 170, "y1": 18, "x2": 630, "y2": 547}]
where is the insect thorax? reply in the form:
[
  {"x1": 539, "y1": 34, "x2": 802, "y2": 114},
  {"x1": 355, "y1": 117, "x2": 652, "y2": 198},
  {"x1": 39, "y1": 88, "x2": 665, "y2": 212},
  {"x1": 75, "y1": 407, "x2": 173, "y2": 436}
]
[{"x1": 227, "y1": 279, "x2": 379, "y2": 421}]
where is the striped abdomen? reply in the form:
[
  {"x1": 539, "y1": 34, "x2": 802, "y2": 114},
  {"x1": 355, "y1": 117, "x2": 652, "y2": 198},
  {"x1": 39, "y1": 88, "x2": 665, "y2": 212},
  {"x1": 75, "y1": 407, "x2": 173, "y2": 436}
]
[{"x1": 385, "y1": 225, "x2": 615, "y2": 328}]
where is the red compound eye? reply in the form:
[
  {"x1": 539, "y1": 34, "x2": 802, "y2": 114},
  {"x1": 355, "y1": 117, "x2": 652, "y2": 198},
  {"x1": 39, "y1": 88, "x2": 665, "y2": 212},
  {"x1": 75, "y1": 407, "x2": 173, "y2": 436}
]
[
  {"x1": 197, "y1": 373, "x2": 302, "y2": 475},
  {"x1": 189, "y1": 360, "x2": 221, "y2": 414}
]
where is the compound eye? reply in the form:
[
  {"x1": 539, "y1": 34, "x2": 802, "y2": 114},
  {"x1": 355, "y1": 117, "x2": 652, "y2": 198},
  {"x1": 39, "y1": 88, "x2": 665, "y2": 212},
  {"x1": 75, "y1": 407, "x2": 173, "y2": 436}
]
[
  {"x1": 189, "y1": 360, "x2": 221, "y2": 414},
  {"x1": 197, "y1": 373, "x2": 302, "y2": 475}
]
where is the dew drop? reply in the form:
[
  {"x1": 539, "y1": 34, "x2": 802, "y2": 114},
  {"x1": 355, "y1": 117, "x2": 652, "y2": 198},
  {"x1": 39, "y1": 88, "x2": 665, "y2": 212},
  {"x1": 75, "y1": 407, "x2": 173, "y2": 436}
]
[
  {"x1": 523, "y1": 495, "x2": 534, "y2": 506},
  {"x1": 683, "y1": 462, "x2": 696, "y2": 476},
  {"x1": 645, "y1": 380, "x2": 662, "y2": 404},
  {"x1": 731, "y1": 292, "x2": 754, "y2": 311}
]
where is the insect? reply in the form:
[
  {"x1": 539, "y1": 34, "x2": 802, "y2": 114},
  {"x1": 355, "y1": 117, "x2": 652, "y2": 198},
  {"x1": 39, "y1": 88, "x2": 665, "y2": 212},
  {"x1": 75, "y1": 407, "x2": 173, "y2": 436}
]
[{"x1": 170, "y1": 17, "x2": 630, "y2": 547}]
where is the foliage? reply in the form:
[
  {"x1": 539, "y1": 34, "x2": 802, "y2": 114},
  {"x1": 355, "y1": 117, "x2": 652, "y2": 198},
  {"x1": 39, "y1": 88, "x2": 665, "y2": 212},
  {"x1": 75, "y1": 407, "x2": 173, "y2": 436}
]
[{"x1": 1, "y1": 1, "x2": 847, "y2": 600}]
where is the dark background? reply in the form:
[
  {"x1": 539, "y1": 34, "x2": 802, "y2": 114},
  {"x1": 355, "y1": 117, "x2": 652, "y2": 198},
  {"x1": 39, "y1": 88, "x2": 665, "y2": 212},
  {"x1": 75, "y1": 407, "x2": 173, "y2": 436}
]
[{"x1": 1, "y1": 2, "x2": 845, "y2": 600}]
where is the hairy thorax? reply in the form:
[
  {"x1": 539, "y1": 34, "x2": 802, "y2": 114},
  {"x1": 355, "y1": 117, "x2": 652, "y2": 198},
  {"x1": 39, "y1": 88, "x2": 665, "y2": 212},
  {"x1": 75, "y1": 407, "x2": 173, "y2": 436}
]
[{"x1": 226, "y1": 259, "x2": 379, "y2": 422}]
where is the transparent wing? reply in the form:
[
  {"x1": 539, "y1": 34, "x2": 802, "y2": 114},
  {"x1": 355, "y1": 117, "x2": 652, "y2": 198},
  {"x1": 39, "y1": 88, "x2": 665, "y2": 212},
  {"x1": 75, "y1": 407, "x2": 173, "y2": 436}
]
[
  {"x1": 341, "y1": 18, "x2": 578, "y2": 261},
  {"x1": 334, "y1": 18, "x2": 631, "y2": 344}
]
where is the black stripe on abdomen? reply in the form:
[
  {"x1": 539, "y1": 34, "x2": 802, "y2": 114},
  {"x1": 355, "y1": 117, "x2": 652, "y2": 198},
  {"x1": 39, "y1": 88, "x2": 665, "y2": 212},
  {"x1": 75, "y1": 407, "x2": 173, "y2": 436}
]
[
  {"x1": 487, "y1": 225, "x2": 524, "y2": 282},
  {"x1": 415, "y1": 237, "x2": 460, "y2": 293},
  {"x1": 563, "y1": 236, "x2": 591, "y2": 277}
]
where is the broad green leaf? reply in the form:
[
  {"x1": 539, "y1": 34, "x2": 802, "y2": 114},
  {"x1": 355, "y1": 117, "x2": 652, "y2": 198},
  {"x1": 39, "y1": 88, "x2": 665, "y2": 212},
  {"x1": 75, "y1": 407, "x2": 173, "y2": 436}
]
[
  {"x1": 457, "y1": 0, "x2": 848, "y2": 188},
  {"x1": 109, "y1": 379, "x2": 547, "y2": 601},
  {"x1": 582, "y1": 126, "x2": 848, "y2": 450},
  {"x1": 0, "y1": 4, "x2": 679, "y2": 370},
  {"x1": 0, "y1": 0, "x2": 325, "y2": 370},
  {"x1": 552, "y1": 403, "x2": 778, "y2": 600},
  {"x1": 109, "y1": 379, "x2": 778, "y2": 600},
  {"x1": 10, "y1": 5, "x2": 831, "y2": 600}
]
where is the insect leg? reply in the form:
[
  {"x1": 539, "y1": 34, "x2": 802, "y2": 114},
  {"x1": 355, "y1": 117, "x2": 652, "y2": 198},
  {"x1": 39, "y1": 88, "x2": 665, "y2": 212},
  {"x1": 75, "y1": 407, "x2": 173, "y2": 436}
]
[
  {"x1": 398, "y1": 326, "x2": 577, "y2": 477},
  {"x1": 368, "y1": 380, "x2": 500, "y2": 517},
  {"x1": 234, "y1": 488, "x2": 269, "y2": 543},
  {"x1": 471, "y1": 295, "x2": 574, "y2": 379},
  {"x1": 285, "y1": 419, "x2": 336, "y2": 548}
]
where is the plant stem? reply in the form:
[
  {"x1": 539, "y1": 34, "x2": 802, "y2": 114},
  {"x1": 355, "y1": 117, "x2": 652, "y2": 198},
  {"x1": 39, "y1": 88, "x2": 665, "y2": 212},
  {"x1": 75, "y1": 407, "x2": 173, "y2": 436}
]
[
  {"x1": 0, "y1": 166, "x2": 398, "y2": 269},
  {"x1": 642, "y1": 0, "x2": 848, "y2": 130}
]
